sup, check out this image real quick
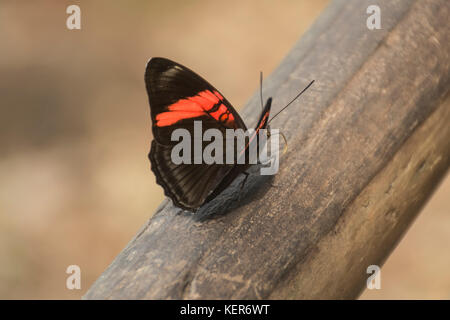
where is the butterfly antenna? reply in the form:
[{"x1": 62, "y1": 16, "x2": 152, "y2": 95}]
[
  {"x1": 268, "y1": 80, "x2": 315, "y2": 124},
  {"x1": 259, "y1": 71, "x2": 264, "y2": 111}
]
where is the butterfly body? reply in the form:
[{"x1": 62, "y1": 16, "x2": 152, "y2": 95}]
[{"x1": 145, "y1": 57, "x2": 271, "y2": 211}]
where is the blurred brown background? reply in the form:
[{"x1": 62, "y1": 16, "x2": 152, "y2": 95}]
[{"x1": 0, "y1": 1, "x2": 448, "y2": 299}]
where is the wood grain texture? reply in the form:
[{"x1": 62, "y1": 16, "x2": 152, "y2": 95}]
[{"x1": 84, "y1": 0, "x2": 450, "y2": 299}]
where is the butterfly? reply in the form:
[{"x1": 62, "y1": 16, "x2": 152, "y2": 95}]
[{"x1": 145, "y1": 57, "x2": 273, "y2": 211}]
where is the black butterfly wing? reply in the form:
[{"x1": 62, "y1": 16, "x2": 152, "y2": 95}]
[
  {"x1": 149, "y1": 141, "x2": 234, "y2": 210},
  {"x1": 146, "y1": 57, "x2": 247, "y2": 144},
  {"x1": 145, "y1": 57, "x2": 247, "y2": 210}
]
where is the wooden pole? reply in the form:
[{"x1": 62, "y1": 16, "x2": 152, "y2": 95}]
[{"x1": 84, "y1": 0, "x2": 450, "y2": 299}]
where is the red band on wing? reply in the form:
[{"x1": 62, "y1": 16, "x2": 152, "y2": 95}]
[
  {"x1": 155, "y1": 90, "x2": 234, "y2": 127},
  {"x1": 213, "y1": 90, "x2": 224, "y2": 100},
  {"x1": 210, "y1": 104, "x2": 229, "y2": 121}
]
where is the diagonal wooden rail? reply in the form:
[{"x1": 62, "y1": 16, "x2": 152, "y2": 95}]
[{"x1": 84, "y1": 0, "x2": 450, "y2": 299}]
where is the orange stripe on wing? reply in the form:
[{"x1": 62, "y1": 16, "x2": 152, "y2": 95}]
[
  {"x1": 209, "y1": 104, "x2": 236, "y2": 125},
  {"x1": 156, "y1": 110, "x2": 205, "y2": 126},
  {"x1": 155, "y1": 89, "x2": 231, "y2": 127},
  {"x1": 213, "y1": 90, "x2": 224, "y2": 100},
  {"x1": 167, "y1": 99, "x2": 204, "y2": 112},
  {"x1": 198, "y1": 90, "x2": 220, "y2": 107},
  {"x1": 209, "y1": 104, "x2": 228, "y2": 121}
]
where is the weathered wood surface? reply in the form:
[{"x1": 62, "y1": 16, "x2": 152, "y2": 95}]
[{"x1": 84, "y1": 0, "x2": 450, "y2": 299}]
